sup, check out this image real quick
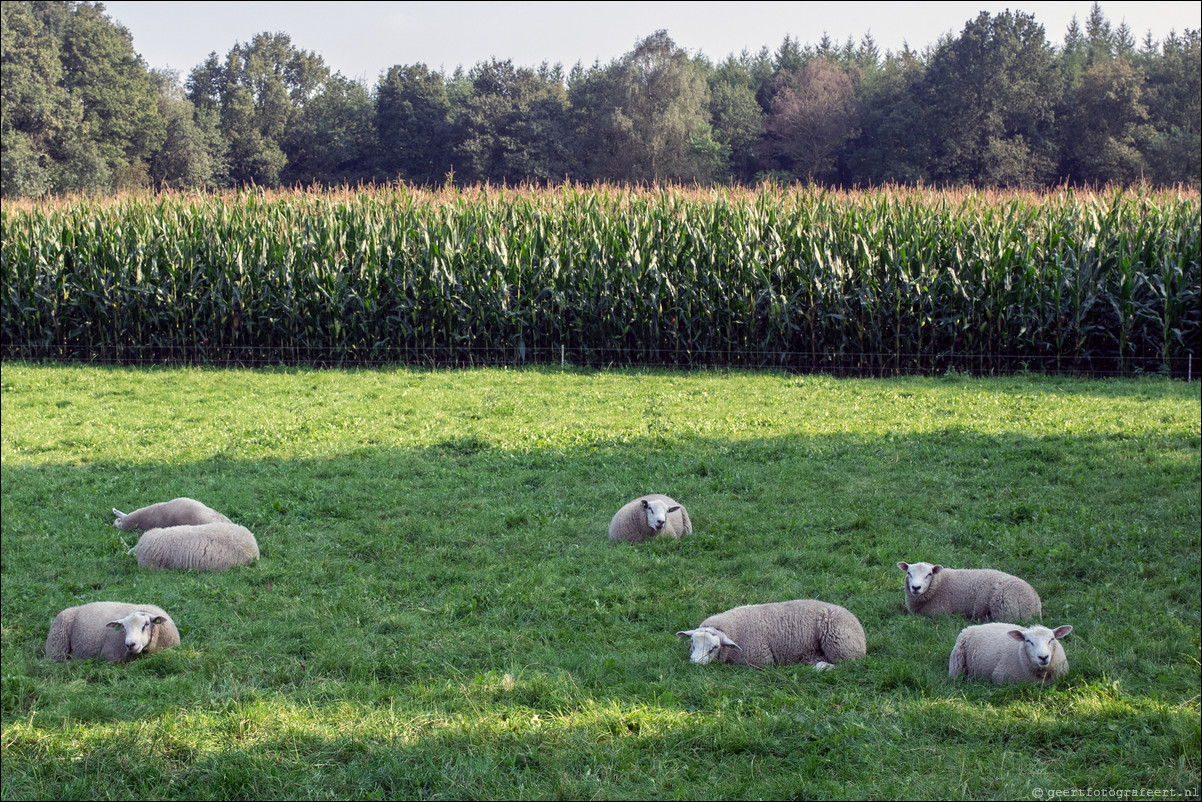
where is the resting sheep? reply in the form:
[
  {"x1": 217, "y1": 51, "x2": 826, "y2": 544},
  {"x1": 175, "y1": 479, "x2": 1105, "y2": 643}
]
[
  {"x1": 113, "y1": 497, "x2": 230, "y2": 531},
  {"x1": 45, "y1": 601, "x2": 180, "y2": 663},
  {"x1": 897, "y1": 561, "x2": 1042, "y2": 622},
  {"x1": 608, "y1": 494, "x2": 692, "y2": 542},
  {"x1": 677, "y1": 600, "x2": 866, "y2": 670},
  {"x1": 129, "y1": 522, "x2": 259, "y2": 571},
  {"x1": 949, "y1": 622, "x2": 1073, "y2": 684}
]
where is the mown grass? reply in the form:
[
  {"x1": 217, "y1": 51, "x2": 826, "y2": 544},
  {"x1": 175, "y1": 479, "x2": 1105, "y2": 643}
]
[{"x1": 1, "y1": 364, "x2": 1199, "y2": 800}]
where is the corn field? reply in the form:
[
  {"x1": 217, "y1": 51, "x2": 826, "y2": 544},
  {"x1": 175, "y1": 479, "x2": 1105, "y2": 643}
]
[{"x1": 2, "y1": 184, "x2": 1199, "y2": 376}]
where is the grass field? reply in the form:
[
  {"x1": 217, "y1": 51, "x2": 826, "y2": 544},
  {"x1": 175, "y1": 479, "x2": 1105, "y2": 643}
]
[{"x1": 1, "y1": 364, "x2": 1199, "y2": 800}]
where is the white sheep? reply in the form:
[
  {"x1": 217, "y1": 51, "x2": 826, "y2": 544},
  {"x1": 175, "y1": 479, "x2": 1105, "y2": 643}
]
[
  {"x1": 129, "y1": 522, "x2": 259, "y2": 571},
  {"x1": 45, "y1": 601, "x2": 180, "y2": 663},
  {"x1": 676, "y1": 599, "x2": 866, "y2": 670},
  {"x1": 897, "y1": 561, "x2": 1042, "y2": 622},
  {"x1": 608, "y1": 494, "x2": 692, "y2": 542},
  {"x1": 113, "y1": 497, "x2": 231, "y2": 531},
  {"x1": 949, "y1": 622, "x2": 1073, "y2": 684}
]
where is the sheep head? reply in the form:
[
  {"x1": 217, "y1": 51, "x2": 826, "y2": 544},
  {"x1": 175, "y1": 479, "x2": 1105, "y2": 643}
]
[
  {"x1": 898, "y1": 561, "x2": 943, "y2": 596},
  {"x1": 676, "y1": 626, "x2": 740, "y2": 664},
  {"x1": 1008, "y1": 624, "x2": 1072, "y2": 670},
  {"x1": 107, "y1": 610, "x2": 168, "y2": 656},
  {"x1": 641, "y1": 498, "x2": 680, "y2": 532}
]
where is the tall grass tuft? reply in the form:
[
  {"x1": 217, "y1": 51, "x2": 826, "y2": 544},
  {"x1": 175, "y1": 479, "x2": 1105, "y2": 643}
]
[{"x1": 2, "y1": 184, "x2": 1198, "y2": 375}]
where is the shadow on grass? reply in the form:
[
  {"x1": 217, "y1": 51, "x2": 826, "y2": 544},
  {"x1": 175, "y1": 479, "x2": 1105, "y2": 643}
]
[
  {"x1": 2, "y1": 425, "x2": 1199, "y2": 797},
  {"x1": 2, "y1": 680, "x2": 1197, "y2": 800}
]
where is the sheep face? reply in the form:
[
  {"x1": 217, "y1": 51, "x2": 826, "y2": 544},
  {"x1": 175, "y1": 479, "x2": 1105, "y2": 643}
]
[
  {"x1": 107, "y1": 610, "x2": 168, "y2": 656},
  {"x1": 676, "y1": 626, "x2": 739, "y2": 664},
  {"x1": 1008, "y1": 624, "x2": 1072, "y2": 668},
  {"x1": 642, "y1": 498, "x2": 680, "y2": 532},
  {"x1": 898, "y1": 561, "x2": 942, "y2": 596}
]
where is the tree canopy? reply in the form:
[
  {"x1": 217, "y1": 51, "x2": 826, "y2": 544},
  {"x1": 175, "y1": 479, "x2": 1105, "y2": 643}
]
[{"x1": 2, "y1": 1, "x2": 1198, "y2": 197}]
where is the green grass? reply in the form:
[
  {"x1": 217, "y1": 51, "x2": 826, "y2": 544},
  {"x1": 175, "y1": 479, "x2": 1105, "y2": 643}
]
[{"x1": 1, "y1": 364, "x2": 1199, "y2": 800}]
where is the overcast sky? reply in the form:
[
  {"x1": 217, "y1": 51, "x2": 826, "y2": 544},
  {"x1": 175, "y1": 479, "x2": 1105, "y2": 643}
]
[{"x1": 101, "y1": 1, "x2": 1202, "y2": 83}]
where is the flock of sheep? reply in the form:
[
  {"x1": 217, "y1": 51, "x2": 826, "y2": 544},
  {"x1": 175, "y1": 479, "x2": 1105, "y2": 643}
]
[
  {"x1": 45, "y1": 498, "x2": 257, "y2": 662},
  {"x1": 613, "y1": 494, "x2": 1072, "y2": 683},
  {"x1": 48, "y1": 493, "x2": 1072, "y2": 685}
]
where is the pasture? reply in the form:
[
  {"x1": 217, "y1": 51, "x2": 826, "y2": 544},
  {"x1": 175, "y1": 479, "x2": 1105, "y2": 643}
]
[{"x1": 1, "y1": 364, "x2": 1199, "y2": 800}]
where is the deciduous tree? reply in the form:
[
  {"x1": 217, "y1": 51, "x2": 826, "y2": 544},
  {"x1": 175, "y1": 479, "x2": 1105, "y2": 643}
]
[
  {"x1": 375, "y1": 63, "x2": 454, "y2": 185},
  {"x1": 571, "y1": 31, "x2": 715, "y2": 183},
  {"x1": 924, "y1": 10, "x2": 1062, "y2": 186},
  {"x1": 761, "y1": 57, "x2": 859, "y2": 183},
  {"x1": 453, "y1": 59, "x2": 574, "y2": 185}
]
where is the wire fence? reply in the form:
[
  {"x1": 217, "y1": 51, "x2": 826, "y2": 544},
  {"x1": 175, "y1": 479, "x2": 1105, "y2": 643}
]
[{"x1": 2, "y1": 341, "x2": 1194, "y2": 379}]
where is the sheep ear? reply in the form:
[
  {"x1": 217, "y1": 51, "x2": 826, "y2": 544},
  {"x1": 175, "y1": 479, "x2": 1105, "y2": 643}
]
[
  {"x1": 641, "y1": 500, "x2": 649, "y2": 509},
  {"x1": 106, "y1": 621, "x2": 123, "y2": 631},
  {"x1": 675, "y1": 630, "x2": 695, "y2": 639},
  {"x1": 717, "y1": 632, "x2": 740, "y2": 650},
  {"x1": 150, "y1": 616, "x2": 167, "y2": 625},
  {"x1": 667, "y1": 505, "x2": 680, "y2": 513},
  {"x1": 1007, "y1": 629, "x2": 1026, "y2": 641},
  {"x1": 897, "y1": 561, "x2": 909, "y2": 571},
  {"x1": 1052, "y1": 625, "x2": 1073, "y2": 639},
  {"x1": 931, "y1": 565, "x2": 943, "y2": 574}
]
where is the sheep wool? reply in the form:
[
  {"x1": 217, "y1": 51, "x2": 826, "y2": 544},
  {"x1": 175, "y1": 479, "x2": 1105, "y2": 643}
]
[
  {"x1": 608, "y1": 494, "x2": 693, "y2": 542},
  {"x1": 949, "y1": 622, "x2": 1073, "y2": 685},
  {"x1": 113, "y1": 497, "x2": 231, "y2": 531},
  {"x1": 677, "y1": 599, "x2": 866, "y2": 669},
  {"x1": 45, "y1": 601, "x2": 180, "y2": 663},
  {"x1": 130, "y1": 522, "x2": 259, "y2": 571},
  {"x1": 897, "y1": 561, "x2": 1042, "y2": 622}
]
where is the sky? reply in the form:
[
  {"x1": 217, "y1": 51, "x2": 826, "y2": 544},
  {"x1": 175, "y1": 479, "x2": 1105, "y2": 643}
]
[{"x1": 101, "y1": 1, "x2": 1202, "y2": 83}]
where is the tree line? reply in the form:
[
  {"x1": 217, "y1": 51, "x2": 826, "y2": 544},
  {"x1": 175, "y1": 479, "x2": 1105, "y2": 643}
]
[{"x1": 2, "y1": 1, "x2": 1199, "y2": 198}]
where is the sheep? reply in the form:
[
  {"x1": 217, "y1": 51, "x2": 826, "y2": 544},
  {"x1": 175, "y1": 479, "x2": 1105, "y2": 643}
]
[
  {"x1": 949, "y1": 622, "x2": 1073, "y2": 684},
  {"x1": 897, "y1": 561, "x2": 1042, "y2": 622},
  {"x1": 113, "y1": 497, "x2": 231, "y2": 531},
  {"x1": 608, "y1": 494, "x2": 692, "y2": 542},
  {"x1": 676, "y1": 600, "x2": 866, "y2": 670},
  {"x1": 45, "y1": 601, "x2": 180, "y2": 663},
  {"x1": 129, "y1": 522, "x2": 259, "y2": 571}
]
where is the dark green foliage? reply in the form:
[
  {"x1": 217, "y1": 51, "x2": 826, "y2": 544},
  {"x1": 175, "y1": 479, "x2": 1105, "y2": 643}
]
[
  {"x1": 148, "y1": 69, "x2": 223, "y2": 191},
  {"x1": 283, "y1": 74, "x2": 377, "y2": 186},
  {"x1": 0, "y1": 0, "x2": 163, "y2": 196},
  {"x1": 453, "y1": 59, "x2": 575, "y2": 185},
  {"x1": 57, "y1": 1, "x2": 164, "y2": 189},
  {"x1": 705, "y1": 52, "x2": 770, "y2": 182},
  {"x1": 1061, "y1": 56, "x2": 1149, "y2": 185},
  {"x1": 185, "y1": 31, "x2": 331, "y2": 188},
  {"x1": 2, "y1": 4, "x2": 1201, "y2": 195},
  {"x1": 265, "y1": 9, "x2": 1202, "y2": 190},
  {"x1": 924, "y1": 11, "x2": 1064, "y2": 187},
  {"x1": 846, "y1": 46, "x2": 929, "y2": 185},
  {"x1": 2, "y1": 186, "x2": 1198, "y2": 377},
  {"x1": 569, "y1": 31, "x2": 716, "y2": 183},
  {"x1": 374, "y1": 64, "x2": 454, "y2": 186}
]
